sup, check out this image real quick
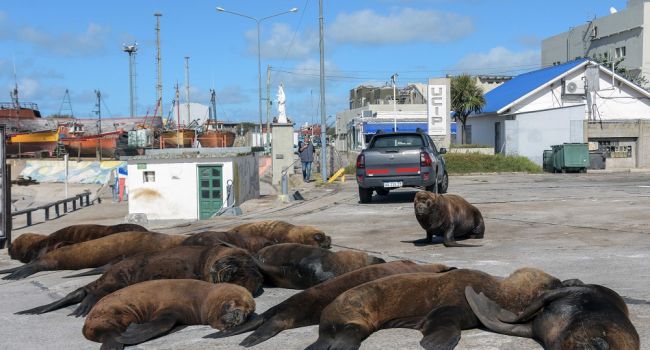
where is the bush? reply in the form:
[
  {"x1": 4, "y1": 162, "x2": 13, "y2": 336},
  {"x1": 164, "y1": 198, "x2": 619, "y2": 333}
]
[
  {"x1": 344, "y1": 164, "x2": 356, "y2": 174},
  {"x1": 444, "y1": 153, "x2": 542, "y2": 174},
  {"x1": 449, "y1": 144, "x2": 492, "y2": 149}
]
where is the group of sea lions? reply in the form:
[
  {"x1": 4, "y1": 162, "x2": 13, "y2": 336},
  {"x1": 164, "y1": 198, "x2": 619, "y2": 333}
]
[{"x1": 0, "y1": 193, "x2": 641, "y2": 350}]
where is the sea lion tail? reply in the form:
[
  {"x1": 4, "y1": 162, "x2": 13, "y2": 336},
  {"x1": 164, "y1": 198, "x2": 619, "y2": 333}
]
[
  {"x1": 15, "y1": 288, "x2": 87, "y2": 315},
  {"x1": 63, "y1": 265, "x2": 111, "y2": 278},
  {"x1": 204, "y1": 313, "x2": 265, "y2": 339},
  {"x1": 464, "y1": 286, "x2": 533, "y2": 337}
]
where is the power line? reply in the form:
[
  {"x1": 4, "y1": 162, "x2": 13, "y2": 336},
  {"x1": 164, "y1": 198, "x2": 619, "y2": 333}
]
[{"x1": 279, "y1": 0, "x2": 310, "y2": 67}]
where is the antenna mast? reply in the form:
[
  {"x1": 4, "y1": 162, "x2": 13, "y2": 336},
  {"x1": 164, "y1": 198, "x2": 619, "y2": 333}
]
[
  {"x1": 184, "y1": 56, "x2": 191, "y2": 126},
  {"x1": 58, "y1": 89, "x2": 74, "y2": 117},
  {"x1": 11, "y1": 57, "x2": 19, "y2": 110},
  {"x1": 154, "y1": 13, "x2": 163, "y2": 118},
  {"x1": 123, "y1": 42, "x2": 138, "y2": 117}
]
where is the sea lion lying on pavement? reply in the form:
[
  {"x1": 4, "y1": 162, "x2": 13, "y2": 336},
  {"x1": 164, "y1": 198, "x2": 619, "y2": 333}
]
[
  {"x1": 466, "y1": 283, "x2": 640, "y2": 350},
  {"x1": 181, "y1": 231, "x2": 274, "y2": 253},
  {"x1": 0, "y1": 231, "x2": 186, "y2": 280},
  {"x1": 307, "y1": 268, "x2": 563, "y2": 350},
  {"x1": 16, "y1": 244, "x2": 264, "y2": 317},
  {"x1": 8, "y1": 224, "x2": 148, "y2": 263},
  {"x1": 83, "y1": 280, "x2": 255, "y2": 350},
  {"x1": 206, "y1": 260, "x2": 455, "y2": 347},
  {"x1": 228, "y1": 220, "x2": 331, "y2": 249},
  {"x1": 255, "y1": 243, "x2": 385, "y2": 289},
  {"x1": 414, "y1": 191, "x2": 485, "y2": 247}
]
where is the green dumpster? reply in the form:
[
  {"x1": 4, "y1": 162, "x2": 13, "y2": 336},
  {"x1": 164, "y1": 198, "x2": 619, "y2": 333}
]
[
  {"x1": 543, "y1": 150, "x2": 554, "y2": 172},
  {"x1": 551, "y1": 143, "x2": 589, "y2": 173}
]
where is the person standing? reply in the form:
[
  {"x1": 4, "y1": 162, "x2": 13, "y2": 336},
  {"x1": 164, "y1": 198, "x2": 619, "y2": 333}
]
[{"x1": 299, "y1": 135, "x2": 315, "y2": 182}]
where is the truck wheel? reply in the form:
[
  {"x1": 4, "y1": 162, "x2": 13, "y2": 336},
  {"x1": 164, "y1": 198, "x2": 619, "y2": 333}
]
[
  {"x1": 425, "y1": 184, "x2": 436, "y2": 192},
  {"x1": 359, "y1": 187, "x2": 373, "y2": 203},
  {"x1": 438, "y1": 172, "x2": 449, "y2": 194},
  {"x1": 376, "y1": 188, "x2": 389, "y2": 196}
]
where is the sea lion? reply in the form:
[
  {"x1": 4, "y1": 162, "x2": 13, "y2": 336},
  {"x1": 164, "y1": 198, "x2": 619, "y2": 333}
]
[
  {"x1": 307, "y1": 268, "x2": 563, "y2": 350},
  {"x1": 465, "y1": 283, "x2": 640, "y2": 350},
  {"x1": 16, "y1": 244, "x2": 264, "y2": 317},
  {"x1": 83, "y1": 279, "x2": 255, "y2": 350},
  {"x1": 206, "y1": 260, "x2": 456, "y2": 347},
  {"x1": 414, "y1": 191, "x2": 485, "y2": 247},
  {"x1": 256, "y1": 243, "x2": 385, "y2": 289},
  {"x1": 0, "y1": 231, "x2": 186, "y2": 280},
  {"x1": 228, "y1": 220, "x2": 331, "y2": 249},
  {"x1": 8, "y1": 224, "x2": 148, "y2": 263},
  {"x1": 182, "y1": 230, "x2": 274, "y2": 253}
]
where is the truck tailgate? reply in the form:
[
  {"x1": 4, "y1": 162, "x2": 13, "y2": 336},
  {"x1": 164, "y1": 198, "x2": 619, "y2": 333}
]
[{"x1": 364, "y1": 147, "x2": 421, "y2": 177}]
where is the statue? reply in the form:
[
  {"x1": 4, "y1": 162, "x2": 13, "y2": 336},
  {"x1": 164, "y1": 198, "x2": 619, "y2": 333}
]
[{"x1": 277, "y1": 83, "x2": 288, "y2": 123}]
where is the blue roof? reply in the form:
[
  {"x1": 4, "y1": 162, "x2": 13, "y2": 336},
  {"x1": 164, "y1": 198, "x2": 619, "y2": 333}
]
[
  {"x1": 363, "y1": 122, "x2": 428, "y2": 134},
  {"x1": 481, "y1": 58, "x2": 588, "y2": 114}
]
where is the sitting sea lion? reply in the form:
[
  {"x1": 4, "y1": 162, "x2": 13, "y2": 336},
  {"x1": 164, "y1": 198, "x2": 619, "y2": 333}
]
[
  {"x1": 465, "y1": 283, "x2": 640, "y2": 350},
  {"x1": 0, "y1": 231, "x2": 186, "y2": 280},
  {"x1": 228, "y1": 220, "x2": 331, "y2": 249},
  {"x1": 256, "y1": 243, "x2": 385, "y2": 289},
  {"x1": 8, "y1": 224, "x2": 148, "y2": 263},
  {"x1": 16, "y1": 244, "x2": 264, "y2": 317},
  {"x1": 182, "y1": 230, "x2": 274, "y2": 253},
  {"x1": 414, "y1": 191, "x2": 485, "y2": 247},
  {"x1": 307, "y1": 268, "x2": 563, "y2": 350},
  {"x1": 206, "y1": 261, "x2": 455, "y2": 347},
  {"x1": 83, "y1": 279, "x2": 255, "y2": 350}
]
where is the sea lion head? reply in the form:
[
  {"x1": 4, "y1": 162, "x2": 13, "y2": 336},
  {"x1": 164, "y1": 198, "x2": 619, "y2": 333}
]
[
  {"x1": 414, "y1": 191, "x2": 439, "y2": 216},
  {"x1": 501, "y1": 267, "x2": 562, "y2": 309},
  {"x1": 203, "y1": 247, "x2": 264, "y2": 297},
  {"x1": 290, "y1": 226, "x2": 332, "y2": 249},
  {"x1": 204, "y1": 284, "x2": 256, "y2": 330},
  {"x1": 8, "y1": 233, "x2": 48, "y2": 263}
]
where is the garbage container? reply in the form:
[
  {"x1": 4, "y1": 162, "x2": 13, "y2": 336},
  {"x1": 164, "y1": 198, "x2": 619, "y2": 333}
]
[
  {"x1": 543, "y1": 150, "x2": 554, "y2": 172},
  {"x1": 589, "y1": 151, "x2": 606, "y2": 170},
  {"x1": 551, "y1": 143, "x2": 589, "y2": 173}
]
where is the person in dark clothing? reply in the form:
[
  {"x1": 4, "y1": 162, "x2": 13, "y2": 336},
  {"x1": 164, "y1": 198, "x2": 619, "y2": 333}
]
[{"x1": 299, "y1": 135, "x2": 315, "y2": 182}]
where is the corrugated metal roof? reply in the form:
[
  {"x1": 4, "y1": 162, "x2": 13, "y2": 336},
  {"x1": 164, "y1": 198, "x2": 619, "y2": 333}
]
[{"x1": 481, "y1": 58, "x2": 588, "y2": 114}]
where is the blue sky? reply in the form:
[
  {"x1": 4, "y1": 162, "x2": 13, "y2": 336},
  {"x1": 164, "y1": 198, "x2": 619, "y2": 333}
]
[{"x1": 0, "y1": 0, "x2": 628, "y2": 126}]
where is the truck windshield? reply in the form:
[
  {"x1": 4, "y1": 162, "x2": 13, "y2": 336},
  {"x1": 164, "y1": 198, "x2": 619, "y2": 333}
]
[{"x1": 370, "y1": 135, "x2": 423, "y2": 148}]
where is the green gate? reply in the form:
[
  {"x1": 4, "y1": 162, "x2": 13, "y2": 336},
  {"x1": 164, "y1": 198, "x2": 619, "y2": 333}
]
[{"x1": 198, "y1": 165, "x2": 223, "y2": 219}]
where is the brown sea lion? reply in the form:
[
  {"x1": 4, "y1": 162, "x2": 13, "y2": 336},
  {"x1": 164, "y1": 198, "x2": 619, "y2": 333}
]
[
  {"x1": 228, "y1": 220, "x2": 331, "y2": 249},
  {"x1": 414, "y1": 191, "x2": 485, "y2": 247},
  {"x1": 206, "y1": 260, "x2": 456, "y2": 347},
  {"x1": 8, "y1": 224, "x2": 148, "y2": 263},
  {"x1": 466, "y1": 283, "x2": 640, "y2": 350},
  {"x1": 16, "y1": 244, "x2": 264, "y2": 317},
  {"x1": 83, "y1": 279, "x2": 255, "y2": 350},
  {"x1": 307, "y1": 268, "x2": 563, "y2": 350},
  {"x1": 182, "y1": 230, "x2": 274, "y2": 253},
  {"x1": 0, "y1": 231, "x2": 186, "y2": 280},
  {"x1": 255, "y1": 243, "x2": 385, "y2": 289}
]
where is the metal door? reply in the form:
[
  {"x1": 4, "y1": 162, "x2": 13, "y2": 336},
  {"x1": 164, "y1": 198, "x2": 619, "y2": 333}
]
[{"x1": 198, "y1": 165, "x2": 223, "y2": 220}]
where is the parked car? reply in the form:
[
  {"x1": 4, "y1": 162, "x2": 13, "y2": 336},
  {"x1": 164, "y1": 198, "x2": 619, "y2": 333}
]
[{"x1": 355, "y1": 130, "x2": 448, "y2": 203}]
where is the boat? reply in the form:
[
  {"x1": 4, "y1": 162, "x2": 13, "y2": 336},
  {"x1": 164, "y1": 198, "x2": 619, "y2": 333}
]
[
  {"x1": 61, "y1": 130, "x2": 126, "y2": 158},
  {"x1": 196, "y1": 91, "x2": 235, "y2": 148},
  {"x1": 160, "y1": 129, "x2": 196, "y2": 148},
  {"x1": 5, "y1": 128, "x2": 61, "y2": 157}
]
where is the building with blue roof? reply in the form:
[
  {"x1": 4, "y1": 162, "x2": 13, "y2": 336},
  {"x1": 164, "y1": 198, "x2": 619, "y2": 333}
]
[{"x1": 466, "y1": 59, "x2": 650, "y2": 168}]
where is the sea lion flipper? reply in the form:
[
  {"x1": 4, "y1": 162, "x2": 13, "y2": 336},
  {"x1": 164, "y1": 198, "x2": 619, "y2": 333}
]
[
  {"x1": 464, "y1": 286, "x2": 533, "y2": 337},
  {"x1": 203, "y1": 313, "x2": 265, "y2": 339},
  {"x1": 239, "y1": 318, "x2": 284, "y2": 347},
  {"x1": 63, "y1": 264, "x2": 111, "y2": 278},
  {"x1": 16, "y1": 288, "x2": 87, "y2": 315},
  {"x1": 69, "y1": 293, "x2": 101, "y2": 317},
  {"x1": 114, "y1": 314, "x2": 177, "y2": 345},
  {"x1": 1, "y1": 263, "x2": 41, "y2": 280},
  {"x1": 100, "y1": 338, "x2": 124, "y2": 350},
  {"x1": 419, "y1": 325, "x2": 460, "y2": 350},
  {"x1": 418, "y1": 306, "x2": 464, "y2": 350},
  {"x1": 0, "y1": 266, "x2": 21, "y2": 274}
]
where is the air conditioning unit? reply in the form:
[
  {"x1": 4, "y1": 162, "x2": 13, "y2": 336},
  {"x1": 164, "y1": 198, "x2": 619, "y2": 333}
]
[{"x1": 563, "y1": 77, "x2": 586, "y2": 95}]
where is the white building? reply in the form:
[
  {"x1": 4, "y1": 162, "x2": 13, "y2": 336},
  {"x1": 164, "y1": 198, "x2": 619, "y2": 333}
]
[
  {"x1": 467, "y1": 58, "x2": 650, "y2": 168},
  {"x1": 126, "y1": 148, "x2": 259, "y2": 221}
]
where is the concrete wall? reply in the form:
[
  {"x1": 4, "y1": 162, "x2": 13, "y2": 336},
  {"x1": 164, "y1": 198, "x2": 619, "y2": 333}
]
[
  {"x1": 585, "y1": 119, "x2": 650, "y2": 168},
  {"x1": 19, "y1": 160, "x2": 126, "y2": 184},
  {"x1": 232, "y1": 154, "x2": 260, "y2": 205},
  {"x1": 271, "y1": 123, "x2": 295, "y2": 185}
]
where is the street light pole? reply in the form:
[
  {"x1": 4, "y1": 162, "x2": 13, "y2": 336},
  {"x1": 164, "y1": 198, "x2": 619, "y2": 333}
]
[
  {"x1": 391, "y1": 73, "x2": 398, "y2": 132},
  {"x1": 216, "y1": 6, "x2": 298, "y2": 149}
]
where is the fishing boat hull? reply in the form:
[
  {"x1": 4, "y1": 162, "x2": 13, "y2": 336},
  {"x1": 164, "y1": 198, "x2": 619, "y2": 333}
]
[
  {"x1": 197, "y1": 130, "x2": 235, "y2": 148},
  {"x1": 161, "y1": 130, "x2": 196, "y2": 148},
  {"x1": 5, "y1": 128, "x2": 60, "y2": 157},
  {"x1": 61, "y1": 132, "x2": 124, "y2": 158}
]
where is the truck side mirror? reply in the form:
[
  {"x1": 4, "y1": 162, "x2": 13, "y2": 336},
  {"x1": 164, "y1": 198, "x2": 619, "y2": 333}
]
[{"x1": 439, "y1": 148, "x2": 447, "y2": 154}]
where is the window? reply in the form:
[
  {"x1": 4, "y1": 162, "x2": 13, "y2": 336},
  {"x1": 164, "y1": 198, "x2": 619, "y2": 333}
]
[
  {"x1": 615, "y1": 46, "x2": 627, "y2": 59},
  {"x1": 143, "y1": 171, "x2": 155, "y2": 182},
  {"x1": 370, "y1": 135, "x2": 424, "y2": 148},
  {"x1": 597, "y1": 140, "x2": 632, "y2": 158}
]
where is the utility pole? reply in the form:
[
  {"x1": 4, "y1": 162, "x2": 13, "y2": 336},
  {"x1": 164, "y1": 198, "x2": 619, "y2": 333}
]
[
  {"x1": 123, "y1": 43, "x2": 138, "y2": 117},
  {"x1": 391, "y1": 73, "x2": 398, "y2": 132},
  {"x1": 266, "y1": 65, "x2": 271, "y2": 151},
  {"x1": 154, "y1": 13, "x2": 163, "y2": 118},
  {"x1": 94, "y1": 90, "x2": 102, "y2": 161},
  {"x1": 319, "y1": 0, "x2": 328, "y2": 181},
  {"x1": 184, "y1": 56, "x2": 191, "y2": 127}
]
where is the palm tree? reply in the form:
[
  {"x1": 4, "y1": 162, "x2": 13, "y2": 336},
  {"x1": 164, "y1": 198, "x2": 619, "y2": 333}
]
[{"x1": 451, "y1": 75, "x2": 485, "y2": 144}]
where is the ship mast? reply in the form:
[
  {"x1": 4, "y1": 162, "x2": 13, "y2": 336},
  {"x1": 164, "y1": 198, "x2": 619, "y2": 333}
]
[
  {"x1": 154, "y1": 13, "x2": 163, "y2": 119},
  {"x1": 184, "y1": 56, "x2": 190, "y2": 127}
]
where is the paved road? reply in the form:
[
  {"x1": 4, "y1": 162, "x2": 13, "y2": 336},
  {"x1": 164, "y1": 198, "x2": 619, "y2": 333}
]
[{"x1": 0, "y1": 173, "x2": 648, "y2": 349}]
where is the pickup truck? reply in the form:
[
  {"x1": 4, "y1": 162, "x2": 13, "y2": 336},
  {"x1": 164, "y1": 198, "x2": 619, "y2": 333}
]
[{"x1": 355, "y1": 131, "x2": 448, "y2": 203}]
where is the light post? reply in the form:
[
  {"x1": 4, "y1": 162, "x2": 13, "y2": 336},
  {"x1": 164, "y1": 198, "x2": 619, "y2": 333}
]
[
  {"x1": 391, "y1": 73, "x2": 398, "y2": 132},
  {"x1": 216, "y1": 6, "x2": 298, "y2": 149}
]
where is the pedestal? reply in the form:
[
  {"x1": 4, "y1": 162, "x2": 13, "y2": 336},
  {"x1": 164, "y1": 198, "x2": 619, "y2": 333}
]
[{"x1": 272, "y1": 122, "x2": 295, "y2": 185}]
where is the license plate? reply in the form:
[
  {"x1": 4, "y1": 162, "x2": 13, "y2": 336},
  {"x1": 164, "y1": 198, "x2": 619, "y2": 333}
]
[{"x1": 383, "y1": 181, "x2": 402, "y2": 188}]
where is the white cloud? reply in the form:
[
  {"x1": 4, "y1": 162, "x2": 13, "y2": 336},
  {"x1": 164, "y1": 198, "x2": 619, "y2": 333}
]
[
  {"x1": 18, "y1": 22, "x2": 111, "y2": 56},
  {"x1": 329, "y1": 8, "x2": 474, "y2": 45},
  {"x1": 453, "y1": 47, "x2": 541, "y2": 75},
  {"x1": 246, "y1": 23, "x2": 319, "y2": 60},
  {"x1": 273, "y1": 59, "x2": 341, "y2": 92}
]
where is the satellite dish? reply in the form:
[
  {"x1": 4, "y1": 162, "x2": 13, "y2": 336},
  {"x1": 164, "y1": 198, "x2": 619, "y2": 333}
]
[
  {"x1": 566, "y1": 81, "x2": 578, "y2": 93},
  {"x1": 610, "y1": 7, "x2": 618, "y2": 14}
]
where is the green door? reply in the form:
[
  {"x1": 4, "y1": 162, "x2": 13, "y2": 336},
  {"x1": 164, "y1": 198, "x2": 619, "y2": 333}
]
[{"x1": 198, "y1": 165, "x2": 223, "y2": 219}]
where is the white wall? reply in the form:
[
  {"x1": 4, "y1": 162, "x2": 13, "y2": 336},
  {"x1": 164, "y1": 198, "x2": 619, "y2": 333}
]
[{"x1": 127, "y1": 160, "x2": 233, "y2": 220}]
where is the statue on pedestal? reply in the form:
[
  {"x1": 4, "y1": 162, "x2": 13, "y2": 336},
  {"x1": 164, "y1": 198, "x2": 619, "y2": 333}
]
[{"x1": 277, "y1": 83, "x2": 288, "y2": 123}]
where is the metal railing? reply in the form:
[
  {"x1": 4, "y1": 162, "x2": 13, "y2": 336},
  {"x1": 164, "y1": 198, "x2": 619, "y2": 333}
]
[{"x1": 11, "y1": 191, "x2": 99, "y2": 227}]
